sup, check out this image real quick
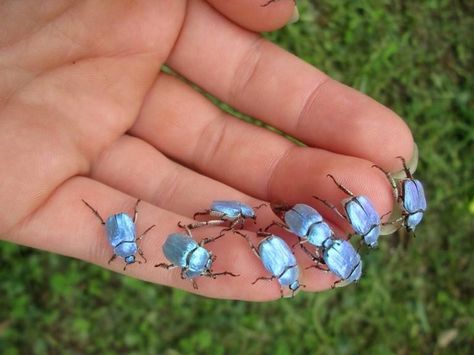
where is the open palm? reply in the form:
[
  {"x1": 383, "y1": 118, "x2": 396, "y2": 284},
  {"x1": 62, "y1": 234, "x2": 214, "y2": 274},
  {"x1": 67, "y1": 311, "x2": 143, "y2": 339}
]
[{"x1": 0, "y1": 0, "x2": 413, "y2": 300}]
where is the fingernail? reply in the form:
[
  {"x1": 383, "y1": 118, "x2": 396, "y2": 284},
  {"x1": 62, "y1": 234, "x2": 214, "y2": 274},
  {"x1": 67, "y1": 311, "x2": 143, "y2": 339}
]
[
  {"x1": 287, "y1": 5, "x2": 299, "y2": 24},
  {"x1": 391, "y1": 143, "x2": 419, "y2": 178},
  {"x1": 380, "y1": 204, "x2": 403, "y2": 235}
]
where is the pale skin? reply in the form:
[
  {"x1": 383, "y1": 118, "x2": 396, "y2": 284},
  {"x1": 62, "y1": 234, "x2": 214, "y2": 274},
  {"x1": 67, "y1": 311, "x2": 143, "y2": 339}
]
[{"x1": 0, "y1": 0, "x2": 413, "y2": 301}]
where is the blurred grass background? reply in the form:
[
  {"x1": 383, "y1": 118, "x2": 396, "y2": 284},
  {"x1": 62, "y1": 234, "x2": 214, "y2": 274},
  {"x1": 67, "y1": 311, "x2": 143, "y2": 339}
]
[{"x1": 1, "y1": 0, "x2": 473, "y2": 353}]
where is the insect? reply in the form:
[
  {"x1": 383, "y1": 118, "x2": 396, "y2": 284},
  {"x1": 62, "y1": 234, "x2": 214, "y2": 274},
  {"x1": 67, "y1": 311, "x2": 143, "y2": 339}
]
[
  {"x1": 373, "y1": 156, "x2": 427, "y2": 232},
  {"x1": 313, "y1": 174, "x2": 382, "y2": 248},
  {"x1": 82, "y1": 199, "x2": 155, "y2": 270},
  {"x1": 237, "y1": 232, "x2": 302, "y2": 297},
  {"x1": 261, "y1": 0, "x2": 296, "y2": 8},
  {"x1": 183, "y1": 200, "x2": 266, "y2": 231},
  {"x1": 308, "y1": 238, "x2": 363, "y2": 288},
  {"x1": 266, "y1": 203, "x2": 334, "y2": 258},
  {"x1": 155, "y1": 230, "x2": 239, "y2": 289}
]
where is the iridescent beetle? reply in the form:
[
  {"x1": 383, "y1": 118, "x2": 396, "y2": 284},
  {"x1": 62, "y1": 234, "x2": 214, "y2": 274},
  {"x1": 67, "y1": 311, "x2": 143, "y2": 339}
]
[
  {"x1": 305, "y1": 237, "x2": 363, "y2": 288},
  {"x1": 82, "y1": 199, "x2": 155, "y2": 270},
  {"x1": 237, "y1": 232, "x2": 302, "y2": 297},
  {"x1": 373, "y1": 156, "x2": 427, "y2": 232},
  {"x1": 155, "y1": 230, "x2": 239, "y2": 289},
  {"x1": 266, "y1": 203, "x2": 362, "y2": 287},
  {"x1": 184, "y1": 200, "x2": 266, "y2": 231},
  {"x1": 267, "y1": 203, "x2": 334, "y2": 256},
  {"x1": 313, "y1": 174, "x2": 382, "y2": 248}
]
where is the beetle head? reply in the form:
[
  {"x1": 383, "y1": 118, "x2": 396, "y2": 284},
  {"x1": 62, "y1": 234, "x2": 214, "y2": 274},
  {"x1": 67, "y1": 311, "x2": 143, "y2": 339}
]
[
  {"x1": 125, "y1": 255, "x2": 136, "y2": 264},
  {"x1": 270, "y1": 202, "x2": 291, "y2": 219}
]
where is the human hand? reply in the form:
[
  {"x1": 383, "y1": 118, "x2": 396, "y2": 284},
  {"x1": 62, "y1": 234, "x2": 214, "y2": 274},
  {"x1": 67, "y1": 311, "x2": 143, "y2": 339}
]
[{"x1": 0, "y1": 0, "x2": 413, "y2": 300}]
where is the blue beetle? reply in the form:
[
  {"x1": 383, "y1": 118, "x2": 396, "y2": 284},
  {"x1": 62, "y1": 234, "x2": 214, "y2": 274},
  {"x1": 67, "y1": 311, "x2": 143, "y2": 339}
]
[
  {"x1": 237, "y1": 231, "x2": 302, "y2": 297},
  {"x1": 373, "y1": 156, "x2": 427, "y2": 232},
  {"x1": 269, "y1": 203, "x2": 335, "y2": 247},
  {"x1": 268, "y1": 203, "x2": 363, "y2": 287},
  {"x1": 307, "y1": 238, "x2": 363, "y2": 288},
  {"x1": 313, "y1": 174, "x2": 382, "y2": 248},
  {"x1": 184, "y1": 200, "x2": 266, "y2": 231},
  {"x1": 82, "y1": 199, "x2": 155, "y2": 270},
  {"x1": 155, "y1": 230, "x2": 239, "y2": 289}
]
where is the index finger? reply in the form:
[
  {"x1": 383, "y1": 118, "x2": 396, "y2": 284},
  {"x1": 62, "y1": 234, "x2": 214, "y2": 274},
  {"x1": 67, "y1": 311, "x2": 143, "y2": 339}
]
[{"x1": 167, "y1": 0, "x2": 414, "y2": 171}]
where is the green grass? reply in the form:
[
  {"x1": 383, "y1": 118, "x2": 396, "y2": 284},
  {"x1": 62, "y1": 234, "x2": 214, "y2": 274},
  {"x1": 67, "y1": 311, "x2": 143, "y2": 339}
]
[{"x1": 1, "y1": 1, "x2": 473, "y2": 353}]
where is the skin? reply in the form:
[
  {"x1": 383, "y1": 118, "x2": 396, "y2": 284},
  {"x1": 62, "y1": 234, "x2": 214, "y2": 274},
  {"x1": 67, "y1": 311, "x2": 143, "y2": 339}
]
[{"x1": 0, "y1": 0, "x2": 413, "y2": 301}]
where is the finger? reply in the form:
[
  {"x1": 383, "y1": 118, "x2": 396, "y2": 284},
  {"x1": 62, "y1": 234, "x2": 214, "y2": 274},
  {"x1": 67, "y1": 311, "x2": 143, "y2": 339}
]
[
  {"x1": 5, "y1": 176, "x2": 334, "y2": 300},
  {"x1": 167, "y1": 0, "x2": 414, "y2": 171},
  {"x1": 205, "y1": 0, "x2": 296, "y2": 32},
  {"x1": 90, "y1": 134, "x2": 264, "y2": 219},
  {"x1": 131, "y1": 74, "x2": 395, "y2": 223},
  {"x1": 88, "y1": 137, "x2": 340, "y2": 292}
]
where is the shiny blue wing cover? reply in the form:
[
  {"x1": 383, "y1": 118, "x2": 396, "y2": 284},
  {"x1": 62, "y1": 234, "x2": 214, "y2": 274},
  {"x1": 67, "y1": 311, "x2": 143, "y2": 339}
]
[
  {"x1": 259, "y1": 236, "x2": 299, "y2": 286},
  {"x1": 402, "y1": 179, "x2": 427, "y2": 213},
  {"x1": 324, "y1": 240, "x2": 362, "y2": 283},
  {"x1": 105, "y1": 213, "x2": 136, "y2": 247},
  {"x1": 211, "y1": 201, "x2": 243, "y2": 219},
  {"x1": 345, "y1": 196, "x2": 380, "y2": 246},
  {"x1": 285, "y1": 204, "x2": 322, "y2": 237},
  {"x1": 162, "y1": 233, "x2": 199, "y2": 268}
]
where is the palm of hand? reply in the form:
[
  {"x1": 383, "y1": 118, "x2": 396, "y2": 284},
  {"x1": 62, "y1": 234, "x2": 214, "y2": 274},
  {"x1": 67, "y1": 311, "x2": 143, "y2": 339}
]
[{"x1": 0, "y1": 0, "x2": 413, "y2": 300}]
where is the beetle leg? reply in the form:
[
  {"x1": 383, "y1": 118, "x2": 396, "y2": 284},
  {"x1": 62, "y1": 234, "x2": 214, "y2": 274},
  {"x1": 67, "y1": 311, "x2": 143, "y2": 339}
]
[
  {"x1": 138, "y1": 248, "x2": 147, "y2": 263},
  {"x1": 108, "y1": 254, "x2": 117, "y2": 265},
  {"x1": 228, "y1": 218, "x2": 240, "y2": 230},
  {"x1": 81, "y1": 199, "x2": 105, "y2": 225},
  {"x1": 136, "y1": 224, "x2": 155, "y2": 241},
  {"x1": 253, "y1": 203, "x2": 267, "y2": 210},
  {"x1": 252, "y1": 275, "x2": 276, "y2": 285},
  {"x1": 261, "y1": 0, "x2": 274, "y2": 7},
  {"x1": 291, "y1": 238, "x2": 306, "y2": 249},
  {"x1": 327, "y1": 174, "x2": 355, "y2": 197},
  {"x1": 234, "y1": 231, "x2": 260, "y2": 258},
  {"x1": 299, "y1": 243, "x2": 320, "y2": 262},
  {"x1": 264, "y1": 221, "x2": 287, "y2": 232},
  {"x1": 177, "y1": 221, "x2": 195, "y2": 237},
  {"x1": 209, "y1": 271, "x2": 240, "y2": 278},
  {"x1": 191, "y1": 280, "x2": 198, "y2": 289},
  {"x1": 372, "y1": 164, "x2": 399, "y2": 200},
  {"x1": 200, "y1": 230, "x2": 226, "y2": 246},
  {"x1": 180, "y1": 267, "x2": 189, "y2": 280},
  {"x1": 132, "y1": 199, "x2": 141, "y2": 223},
  {"x1": 380, "y1": 210, "x2": 392, "y2": 221},
  {"x1": 256, "y1": 230, "x2": 272, "y2": 238},
  {"x1": 154, "y1": 262, "x2": 176, "y2": 269},
  {"x1": 313, "y1": 196, "x2": 347, "y2": 221},
  {"x1": 238, "y1": 217, "x2": 246, "y2": 229},
  {"x1": 331, "y1": 279, "x2": 342, "y2": 289},
  {"x1": 193, "y1": 210, "x2": 211, "y2": 220},
  {"x1": 305, "y1": 261, "x2": 328, "y2": 272},
  {"x1": 182, "y1": 220, "x2": 227, "y2": 232},
  {"x1": 396, "y1": 156, "x2": 413, "y2": 179}
]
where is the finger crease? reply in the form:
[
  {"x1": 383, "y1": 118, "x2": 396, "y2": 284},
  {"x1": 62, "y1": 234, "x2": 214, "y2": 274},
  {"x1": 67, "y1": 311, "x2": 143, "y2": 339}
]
[
  {"x1": 192, "y1": 111, "x2": 227, "y2": 173},
  {"x1": 265, "y1": 144, "x2": 298, "y2": 201},
  {"x1": 294, "y1": 75, "x2": 331, "y2": 134},
  {"x1": 228, "y1": 36, "x2": 265, "y2": 104}
]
